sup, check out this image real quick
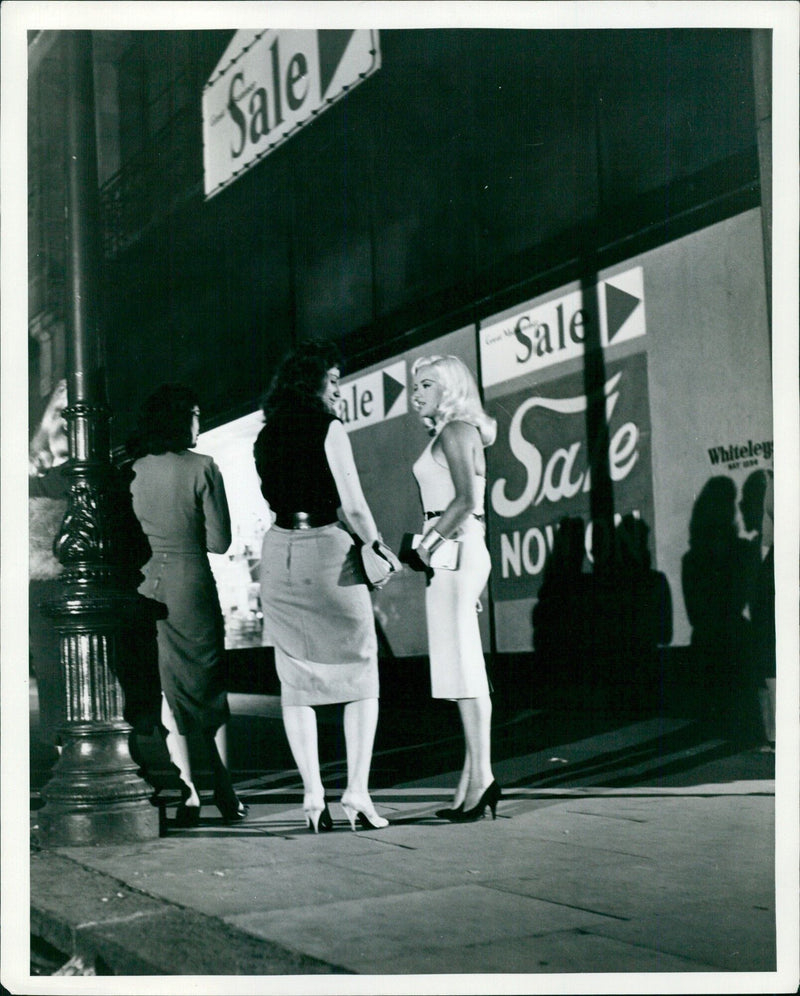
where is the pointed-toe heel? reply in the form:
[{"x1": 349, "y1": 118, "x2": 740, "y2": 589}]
[
  {"x1": 357, "y1": 810, "x2": 389, "y2": 830},
  {"x1": 305, "y1": 802, "x2": 333, "y2": 834},
  {"x1": 435, "y1": 803, "x2": 464, "y2": 821},
  {"x1": 460, "y1": 781, "x2": 502, "y2": 823},
  {"x1": 487, "y1": 781, "x2": 502, "y2": 820},
  {"x1": 213, "y1": 789, "x2": 249, "y2": 824},
  {"x1": 341, "y1": 796, "x2": 389, "y2": 831},
  {"x1": 174, "y1": 802, "x2": 201, "y2": 828}
]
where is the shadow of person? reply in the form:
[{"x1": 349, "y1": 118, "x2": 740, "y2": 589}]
[
  {"x1": 532, "y1": 516, "x2": 590, "y2": 709},
  {"x1": 592, "y1": 514, "x2": 672, "y2": 717},
  {"x1": 106, "y1": 463, "x2": 170, "y2": 782},
  {"x1": 681, "y1": 476, "x2": 761, "y2": 744},
  {"x1": 739, "y1": 469, "x2": 776, "y2": 749},
  {"x1": 533, "y1": 514, "x2": 672, "y2": 720}
]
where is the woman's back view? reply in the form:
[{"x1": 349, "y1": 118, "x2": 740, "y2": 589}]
[{"x1": 128, "y1": 383, "x2": 246, "y2": 828}]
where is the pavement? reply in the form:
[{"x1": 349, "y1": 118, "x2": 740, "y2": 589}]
[{"x1": 19, "y1": 677, "x2": 788, "y2": 992}]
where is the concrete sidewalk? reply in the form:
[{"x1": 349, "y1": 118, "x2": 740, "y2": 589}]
[{"x1": 24, "y1": 708, "x2": 781, "y2": 988}]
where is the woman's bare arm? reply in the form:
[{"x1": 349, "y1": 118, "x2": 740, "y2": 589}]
[{"x1": 324, "y1": 419, "x2": 380, "y2": 545}]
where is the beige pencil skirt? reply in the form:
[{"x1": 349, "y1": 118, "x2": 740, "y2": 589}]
[{"x1": 259, "y1": 521, "x2": 379, "y2": 706}]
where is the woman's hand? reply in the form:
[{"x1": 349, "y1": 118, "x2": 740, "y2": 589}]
[
  {"x1": 374, "y1": 540, "x2": 402, "y2": 574},
  {"x1": 416, "y1": 543, "x2": 432, "y2": 568}
]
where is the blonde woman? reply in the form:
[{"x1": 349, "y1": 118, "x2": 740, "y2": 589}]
[{"x1": 410, "y1": 355, "x2": 501, "y2": 822}]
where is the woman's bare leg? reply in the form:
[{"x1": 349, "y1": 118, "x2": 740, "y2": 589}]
[
  {"x1": 457, "y1": 694, "x2": 494, "y2": 811},
  {"x1": 342, "y1": 697, "x2": 379, "y2": 797},
  {"x1": 161, "y1": 694, "x2": 199, "y2": 806},
  {"x1": 451, "y1": 756, "x2": 470, "y2": 808},
  {"x1": 282, "y1": 704, "x2": 324, "y2": 801},
  {"x1": 341, "y1": 697, "x2": 386, "y2": 826}
]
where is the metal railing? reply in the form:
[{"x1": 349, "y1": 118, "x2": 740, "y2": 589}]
[{"x1": 99, "y1": 105, "x2": 202, "y2": 258}]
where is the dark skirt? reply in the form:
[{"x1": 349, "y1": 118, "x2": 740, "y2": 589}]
[{"x1": 138, "y1": 551, "x2": 229, "y2": 734}]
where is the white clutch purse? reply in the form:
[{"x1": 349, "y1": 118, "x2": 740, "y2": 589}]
[{"x1": 411, "y1": 533, "x2": 461, "y2": 570}]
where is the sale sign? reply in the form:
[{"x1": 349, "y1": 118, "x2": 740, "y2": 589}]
[
  {"x1": 480, "y1": 267, "x2": 645, "y2": 389},
  {"x1": 338, "y1": 360, "x2": 407, "y2": 432},
  {"x1": 203, "y1": 30, "x2": 380, "y2": 198},
  {"x1": 486, "y1": 352, "x2": 654, "y2": 601}
]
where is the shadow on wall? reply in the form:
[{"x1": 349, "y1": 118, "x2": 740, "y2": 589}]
[
  {"x1": 681, "y1": 474, "x2": 770, "y2": 745},
  {"x1": 532, "y1": 513, "x2": 673, "y2": 717}
]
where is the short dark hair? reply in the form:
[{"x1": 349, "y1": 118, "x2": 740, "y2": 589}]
[
  {"x1": 260, "y1": 338, "x2": 343, "y2": 420},
  {"x1": 127, "y1": 382, "x2": 199, "y2": 458}
]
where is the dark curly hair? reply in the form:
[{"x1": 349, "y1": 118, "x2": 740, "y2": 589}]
[
  {"x1": 126, "y1": 382, "x2": 199, "y2": 459},
  {"x1": 260, "y1": 338, "x2": 344, "y2": 420}
]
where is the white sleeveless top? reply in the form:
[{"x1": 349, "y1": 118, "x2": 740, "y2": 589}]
[{"x1": 412, "y1": 435, "x2": 486, "y2": 516}]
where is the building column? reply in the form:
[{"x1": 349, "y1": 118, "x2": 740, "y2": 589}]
[
  {"x1": 751, "y1": 29, "x2": 772, "y2": 334},
  {"x1": 37, "y1": 31, "x2": 158, "y2": 846}
]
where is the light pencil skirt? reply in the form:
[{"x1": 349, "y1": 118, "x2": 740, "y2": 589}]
[
  {"x1": 259, "y1": 521, "x2": 379, "y2": 706},
  {"x1": 424, "y1": 515, "x2": 491, "y2": 700}
]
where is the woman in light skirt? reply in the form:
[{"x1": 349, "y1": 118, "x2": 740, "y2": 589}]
[
  {"x1": 410, "y1": 355, "x2": 501, "y2": 823},
  {"x1": 254, "y1": 340, "x2": 400, "y2": 833}
]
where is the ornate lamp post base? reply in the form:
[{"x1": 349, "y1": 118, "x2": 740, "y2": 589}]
[
  {"x1": 38, "y1": 721, "x2": 159, "y2": 847},
  {"x1": 31, "y1": 31, "x2": 162, "y2": 847},
  {"x1": 36, "y1": 516, "x2": 162, "y2": 847}
]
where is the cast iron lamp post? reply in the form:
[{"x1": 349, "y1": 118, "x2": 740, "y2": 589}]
[{"x1": 36, "y1": 31, "x2": 159, "y2": 846}]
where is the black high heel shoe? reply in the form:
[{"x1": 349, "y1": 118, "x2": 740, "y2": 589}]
[
  {"x1": 174, "y1": 802, "x2": 201, "y2": 828},
  {"x1": 435, "y1": 803, "x2": 464, "y2": 821},
  {"x1": 458, "y1": 781, "x2": 502, "y2": 823},
  {"x1": 174, "y1": 781, "x2": 201, "y2": 828},
  {"x1": 213, "y1": 789, "x2": 249, "y2": 824}
]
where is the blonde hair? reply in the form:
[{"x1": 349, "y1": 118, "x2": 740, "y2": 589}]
[{"x1": 412, "y1": 355, "x2": 496, "y2": 446}]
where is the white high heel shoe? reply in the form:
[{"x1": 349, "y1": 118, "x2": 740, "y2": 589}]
[
  {"x1": 303, "y1": 795, "x2": 333, "y2": 834},
  {"x1": 340, "y1": 792, "x2": 389, "y2": 831}
]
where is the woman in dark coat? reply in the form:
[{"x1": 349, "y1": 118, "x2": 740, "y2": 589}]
[{"x1": 128, "y1": 383, "x2": 246, "y2": 826}]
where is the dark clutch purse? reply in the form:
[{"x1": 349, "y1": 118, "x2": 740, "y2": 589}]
[
  {"x1": 399, "y1": 532, "x2": 460, "y2": 571},
  {"x1": 399, "y1": 533, "x2": 424, "y2": 570}
]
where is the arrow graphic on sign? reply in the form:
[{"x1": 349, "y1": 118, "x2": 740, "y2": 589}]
[
  {"x1": 340, "y1": 360, "x2": 407, "y2": 432},
  {"x1": 383, "y1": 370, "x2": 405, "y2": 417},
  {"x1": 203, "y1": 30, "x2": 380, "y2": 199},
  {"x1": 604, "y1": 280, "x2": 642, "y2": 344},
  {"x1": 318, "y1": 30, "x2": 356, "y2": 98}
]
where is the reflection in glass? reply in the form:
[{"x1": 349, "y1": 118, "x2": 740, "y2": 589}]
[{"x1": 198, "y1": 411, "x2": 270, "y2": 650}]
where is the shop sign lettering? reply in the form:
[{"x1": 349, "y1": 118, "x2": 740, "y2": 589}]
[
  {"x1": 339, "y1": 360, "x2": 407, "y2": 432},
  {"x1": 491, "y1": 370, "x2": 638, "y2": 517},
  {"x1": 203, "y1": 30, "x2": 380, "y2": 198},
  {"x1": 486, "y1": 353, "x2": 654, "y2": 601},
  {"x1": 707, "y1": 438, "x2": 774, "y2": 471},
  {"x1": 480, "y1": 268, "x2": 645, "y2": 389}
]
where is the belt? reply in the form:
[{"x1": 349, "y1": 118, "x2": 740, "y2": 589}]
[
  {"x1": 424, "y1": 510, "x2": 485, "y2": 523},
  {"x1": 274, "y1": 511, "x2": 338, "y2": 530}
]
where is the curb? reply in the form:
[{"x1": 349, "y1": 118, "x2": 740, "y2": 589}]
[{"x1": 30, "y1": 848, "x2": 352, "y2": 976}]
